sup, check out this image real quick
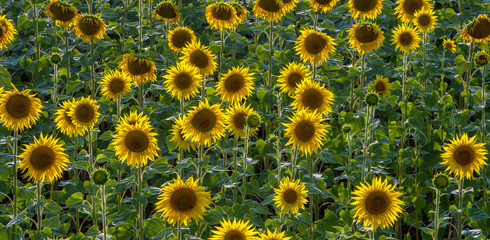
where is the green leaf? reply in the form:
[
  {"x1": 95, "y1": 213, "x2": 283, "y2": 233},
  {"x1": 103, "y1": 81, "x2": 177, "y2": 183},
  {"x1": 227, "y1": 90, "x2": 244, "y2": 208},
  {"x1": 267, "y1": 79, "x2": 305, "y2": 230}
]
[{"x1": 65, "y1": 192, "x2": 84, "y2": 208}]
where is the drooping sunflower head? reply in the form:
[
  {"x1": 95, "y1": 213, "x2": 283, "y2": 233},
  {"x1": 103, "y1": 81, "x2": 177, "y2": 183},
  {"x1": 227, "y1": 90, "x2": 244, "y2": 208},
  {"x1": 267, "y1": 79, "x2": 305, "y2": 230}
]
[
  {"x1": 68, "y1": 96, "x2": 100, "y2": 129},
  {"x1": 348, "y1": 0, "x2": 384, "y2": 20},
  {"x1": 209, "y1": 218, "x2": 257, "y2": 240},
  {"x1": 117, "y1": 110, "x2": 151, "y2": 128},
  {"x1": 443, "y1": 38, "x2": 456, "y2": 53},
  {"x1": 226, "y1": 104, "x2": 258, "y2": 139},
  {"x1": 291, "y1": 79, "x2": 335, "y2": 116},
  {"x1": 258, "y1": 229, "x2": 292, "y2": 240},
  {"x1": 100, "y1": 70, "x2": 133, "y2": 100},
  {"x1": 119, "y1": 54, "x2": 157, "y2": 84},
  {"x1": 371, "y1": 75, "x2": 391, "y2": 96},
  {"x1": 413, "y1": 7, "x2": 437, "y2": 32},
  {"x1": 348, "y1": 23, "x2": 384, "y2": 54},
  {"x1": 432, "y1": 173, "x2": 450, "y2": 191},
  {"x1": 170, "y1": 115, "x2": 196, "y2": 152},
  {"x1": 253, "y1": 0, "x2": 285, "y2": 22},
  {"x1": 0, "y1": 86, "x2": 43, "y2": 132},
  {"x1": 0, "y1": 15, "x2": 17, "y2": 50},
  {"x1": 74, "y1": 14, "x2": 106, "y2": 43},
  {"x1": 45, "y1": 0, "x2": 78, "y2": 29},
  {"x1": 164, "y1": 61, "x2": 202, "y2": 101},
  {"x1": 18, "y1": 133, "x2": 69, "y2": 183},
  {"x1": 182, "y1": 100, "x2": 226, "y2": 146},
  {"x1": 461, "y1": 14, "x2": 490, "y2": 44},
  {"x1": 273, "y1": 177, "x2": 309, "y2": 214},
  {"x1": 294, "y1": 28, "x2": 337, "y2": 65},
  {"x1": 153, "y1": 1, "x2": 179, "y2": 24},
  {"x1": 309, "y1": 0, "x2": 340, "y2": 13},
  {"x1": 231, "y1": 2, "x2": 249, "y2": 23},
  {"x1": 394, "y1": 0, "x2": 430, "y2": 23},
  {"x1": 217, "y1": 66, "x2": 255, "y2": 103},
  {"x1": 441, "y1": 133, "x2": 488, "y2": 179},
  {"x1": 206, "y1": 2, "x2": 239, "y2": 30},
  {"x1": 180, "y1": 41, "x2": 217, "y2": 77},
  {"x1": 112, "y1": 121, "x2": 160, "y2": 167},
  {"x1": 167, "y1": 26, "x2": 196, "y2": 53},
  {"x1": 54, "y1": 100, "x2": 87, "y2": 137},
  {"x1": 391, "y1": 23, "x2": 421, "y2": 54},
  {"x1": 351, "y1": 177, "x2": 404, "y2": 231},
  {"x1": 277, "y1": 62, "x2": 311, "y2": 96},
  {"x1": 155, "y1": 176, "x2": 212, "y2": 226},
  {"x1": 283, "y1": 109, "x2": 327, "y2": 156}
]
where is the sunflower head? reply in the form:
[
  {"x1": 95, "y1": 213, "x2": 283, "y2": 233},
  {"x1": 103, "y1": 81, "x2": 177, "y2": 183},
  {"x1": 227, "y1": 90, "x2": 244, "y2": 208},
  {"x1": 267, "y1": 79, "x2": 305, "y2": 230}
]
[
  {"x1": 74, "y1": 14, "x2": 106, "y2": 43},
  {"x1": 391, "y1": 23, "x2": 421, "y2": 54},
  {"x1": 394, "y1": 0, "x2": 430, "y2": 23},
  {"x1": 309, "y1": 0, "x2": 340, "y2": 13},
  {"x1": 100, "y1": 70, "x2": 133, "y2": 100},
  {"x1": 475, "y1": 50, "x2": 489, "y2": 67},
  {"x1": 294, "y1": 28, "x2": 337, "y2": 65},
  {"x1": 413, "y1": 7, "x2": 437, "y2": 32},
  {"x1": 167, "y1": 26, "x2": 196, "y2": 53},
  {"x1": 461, "y1": 14, "x2": 490, "y2": 44},
  {"x1": 253, "y1": 0, "x2": 285, "y2": 22},
  {"x1": 209, "y1": 218, "x2": 257, "y2": 240},
  {"x1": 182, "y1": 100, "x2": 226, "y2": 146},
  {"x1": 18, "y1": 134, "x2": 69, "y2": 183},
  {"x1": 119, "y1": 54, "x2": 157, "y2": 84},
  {"x1": 0, "y1": 15, "x2": 17, "y2": 49},
  {"x1": 164, "y1": 61, "x2": 202, "y2": 100},
  {"x1": 259, "y1": 229, "x2": 292, "y2": 240},
  {"x1": 365, "y1": 92, "x2": 379, "y2": 106},
  {"x1": 231, "y1": 3, "x2": 249, "y2": 23},
  {"x1": 348, "y1": 0, "x2": 384, "y2": 20},
  {"x1": 153, "y1": 1, "x2": 180, "y2": 24},
  {"x1": 49, "y1": 50, "x2": 63, "y2": 65},
  {"x1": 216, "y1": 66, "x2": 255, "y2": 103},
  {"x1": 283, "y1": 109, "x2": 327, "y2": 156},
  {"x1": 441, "y1": 133, "x2": 488, "y2": 179},
  {"x1": 180, "y1": 41, "x2": 217, "y2": 77},
  {"x1": 443, "y1": 38, "x2": 456, "y2": 53},
  {"x1": 155, "y1": 176, "x2": 212, "y2": 226},
  {"x1": 348, "y1": 23, "x2": 384, "y2": 54},
  {"x1": 432, "y1": 173, "x2": 450, "y2": 191},
  {"x1": 68, "y1": 97, "x2": 100, "y2": 129},
  {"x1": 291, "y1": 79, "x2": 335, "y2": 116},
  {"x1": 351, "y1": 177, "x2": 404, "y2": 231},
  {"x1": 273, "y1": 177, "x2": 309, "y2": 214},
  {"x1": 0, "y1": 85, "x2": 43, "y2": 132},
  {"x1": 45, "y1": 0, "x2": 78, "y2": 29},
  {"x1": 206, "y1": 2, "x2": 239, "y2": 30},
  {"x1": 246, "y1": 112, "x2": 262, "y2": 129},
  {"x1": 112, "y1": 121, "x2": 160, "y2": 167},
  {"x1": 342, "y1": 123, "x2": 352, "y2": 134},
  {"x1": 92, "y1": 168, "x2": 109, "y2": 185},
  {"x1": 55, "y1": 100, "x2": 87, "y2": 137},
  {"x1": 371, "y1": 75, "x2": 391, "y2": 96},
  {"x1": 226, "y1": 104, "x2": 258, "y2": 139},
  {"x1": 277, "y1": 62, "x2": 311, "y2": 96},
  {"x1": 170, "y1": 115, "x2": 196, "y2": 152}
]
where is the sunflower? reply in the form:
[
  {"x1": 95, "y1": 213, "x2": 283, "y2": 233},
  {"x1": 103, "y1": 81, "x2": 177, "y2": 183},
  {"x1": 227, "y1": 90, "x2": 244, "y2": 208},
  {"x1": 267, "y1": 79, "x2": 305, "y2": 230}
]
[
  {"x1": 206, "y1": 2, "x2": 239, "y2": 30},
  {"x1": 164, "y1": 61, "x2": 202, "y2": 100},
  {"x1": 294, "y1": 28, "x2": 336, "y2": 65},
  {"x1": 259, "y1": 229, "x2": 292, "y2": 240},
  {"x1": 180, "y1": 41, "x2": 217, "y2": 77},
  {"x1": 277, "y1": 62, "x2": 311, "y2": 96},
  {"x1": 394, "y1": 0, "x2": 430, "y2": 23},
  {"x1": 216, "y1": 66, "x2": 255, "y2": 103},
  {"x1": 117, "y1": 110, "x2": 151, "y2": 128},
  {"x1": 155, "y1": 176, "x2": 212, "y2": 226},
  {"x1": 100, "y1": 70, "x2": 133, "y2": 100},
  {"x1": 18, "y1": 134, "x2": 69, "y2": 183},
  {"x1": 391, "y1": 23, "x2": 421, "y2": 54},
  {"x1": 170, "y1": 115, "x2": 196, "y2": 152},
  {"x1": 182, "y1": 100, "x2": 226, "y2": 146},
  {"x1": 291, "y1": 79, "x2": 335, "y2": 116},
  {"x1": 74, "y1": 14, "x2": 106, "y2": 43},
  {"x1": 0, "y1": 86, "x2": 43, "y2": 132},
  {"x1": 283, "y1": 109, "x2": 327, "y2": 156},
  {"x1": 167, "y1": 26, "x2": 196, "y2": 53},
  {"x1": 112, "y1": 121, "x2": 159, "y2": 167},
  {"x1": 351, "y1": 177, "x2": 404, "y2": 231},
  {"x1": 461, "y1": 14, "x2": 490, "y2": 44},
  {"x1": 475, "y1": 51, "x2": 489, "y2": 66},
  {"x1": 153, "y1": 1, "x2": 179, "y2": 24},
  {"x1": 253, "y1": 0, "x2": 285, "y2": 22},
  {"x1": 273, "y1": 177, "x2": 309, "y2": 214},
  {"x1": 232, "y1": 3, "x2": 249, "y2": 24},
  {"x1": 443, "y1": 38, "x2": 456, "y2": 53},
  {"x1": 45, "y1": 0, "x2": 78, "y2": 29},
  {"x1": 0, "y1": 15, "x2": 17, "y2": 50},
  {"x1": 348, "y1": 0, "x2": 384, "y2": 20},
  {"x1": 67, "y1": 97, "x2": 100, "y2": 129},
  {"x1": 119, "y1": 54, "x2": 157, "y2": 84},
  {"x1": 309, "y1": 0, "x2": 339, "y2": 13},
  {"x1": 54, "y1": 100, "x2": 87, "y2": 137},
  {"x1": 371, "y1": 75, "x2": 391, "y2": 95},
  {"x1": 226, "y1": 104, "x2": 258, "y2": 139},
  {"x1": 441, "y1": 133, "x2": 488, "y2": 179},
  {"x1": 413, "y1": 7, "x2": 437, "y2": 32},
  {"x1": 209, "y1": 218, "x2": 257, "y2": 240},
  {"x1": 348, "y1": 23, "x2": 384, "y2": 54}
]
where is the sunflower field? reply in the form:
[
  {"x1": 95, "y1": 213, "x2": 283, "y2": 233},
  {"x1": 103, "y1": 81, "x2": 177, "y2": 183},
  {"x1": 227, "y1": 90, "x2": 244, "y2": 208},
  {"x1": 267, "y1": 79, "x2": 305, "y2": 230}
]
[{"x1": 0, "y1": 0, "x2": 489, "y2": 239}]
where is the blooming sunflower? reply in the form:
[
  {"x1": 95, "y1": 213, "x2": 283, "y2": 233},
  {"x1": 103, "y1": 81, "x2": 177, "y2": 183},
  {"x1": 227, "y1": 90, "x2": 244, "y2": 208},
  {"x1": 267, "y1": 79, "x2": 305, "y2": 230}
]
[
  {"x1": 209, "y1": 218, "x2": 257, "y2": 240},
  {"x1": 117, "y1": 110, "x2": 151, "y2": 128},
  {"x1": 164, "y1": 61, "x2": 202, "y2": 100},
  {"x1": 253, "y1": 0, "x2": 285, "y2": 22},
  {"x1": 232, "y1": 3, "x2": 249, "y2": 24},
  {"x1": 391, "y1": 23, "x2": 421, "y2": 54},
  {"x1": 180, "y1": 41, "x2": 217, "y2": 77},
  {"x1": 119, "y1": 54, "x2": 157, "y2": 84},
  {"x1": 182, "y1": 100, "x2": 226, "y2": 146},
  {"x1": 277, "y1": 62, "x2": 311, "y2": 96},
  {"x1": 167, "y1": 26, "x2": 196, "y2": 53},
  {"x1": 394, "y1": 0, "x2": 430, "y2": 23},
  {"x1": 54, "y1": 100, "x2": 87, "y2": 137},
  {"x1": 413, "y1": 7, "x2": 437, "y2": 32},
  {"x1": 155, "y1": 176, "x2": 212, "y2": 226},
  {"x1": 273, "y1": 177, "x2": 309, "y2": 214},
  {"x1": 291, "y1": 79, "x2": 335, "y2": 116},
  {"x1": 348, "y1": 0, "x2": 384, "y2": 20},
  {"x1": 67, "y1": 96, "x2": 100, "y2": 129},
  {"x1": 45, "y1": 0, "x2": 78, "y2": 29},
  {"x1": 170, "y1": 115, "x2": 196, "y2": 152},
  {"x1": 461, "y1": 14, "x2": 490, "y2": 44},
  {"x1": 216, "y1": 66, "x2": 255, "y2": 103},
  {"x1": 283, "y1": 109, "x2": 327, "y2": 156},
  {"x1": 18, "y1": 134, "x2": 69, "y2": 183},
  {"x1": 0, "y1": 86, "x2": 43, "y2": 132},
  {"x1": 294, "y1": 28, "x2": 336, "y2": 65},
  {"x1": 74, "y1": 14, "x2": 106, "y2": 43},
  {"x1": 0, "y1": 15, "x2": 17, "y2": 50},
  {"x1": 153, "y1": 1, "x2": 179, "y2": 24},
  {"x1": 259, "y1": 229, "x2": 292, "y2": 240},
  {"x1": 226, "y1": 104, "x2": 258, "y2": 139},
  {"x1": 441, "y1": 133, "x2": 488, "y2": 179},
  {"x1": 351, "y1": 177, "x2": 404, "y2": 231},
  {"x1": 112, "y1": 121, "x2": 159, "y2": 167},
  {"x1": 206, "y1": 2, "x2": 239, "y2": 30},
  {"x1": 443, "y1": 38, "x2": 456, "y2": 53},
  {"x1": 100, "y1": 70, "x2": 133, "y2": 100},
  {"x1": 309, "y1": 0, "x2": 340, "y2": 13},
  {"x1": 348, "y1": 23, "x2": 384, "y2": 54},
  {"x1": 372, "y1": 75, "x2": 391, "y2": 95}
]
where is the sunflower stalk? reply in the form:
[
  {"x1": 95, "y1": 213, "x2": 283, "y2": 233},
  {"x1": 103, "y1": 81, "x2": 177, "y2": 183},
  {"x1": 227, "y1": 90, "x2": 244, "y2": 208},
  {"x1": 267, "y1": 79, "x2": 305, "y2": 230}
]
[
  {"x1": 53, "y1": 63, "x2": 59, "y2": 110},
  {"x1": 433, "y1": 189, "x2": 441, "y2": 240},
  {"x1": 64, "y1": 31, "x2": 71, "y2": 85},
  {"x1": 242, "y1": 125, "x2": 250, "y2": 204},
  {"x1": 138, "y1": 167, "x2": 145, "y2": 240},
  {"x1": 201, "y1": 77, "x2": 206, "y2": 101},
  {"x1": 422, "y1": 31, "x2": 431, "y2": 143},
  {"x1": 308, "y1": 153, "x2": 316, "y2": 240},
  {"x1": 456, "y1": 178, "x2": 464, "y2": 239},
  {"x1": 90, "y1": 41, "x2": 96, "y2": 98},
  {"x1": 149, "y1": 0, "x2": 154, "y2": 48},
  {"x1": 74, "y1": 136, "x2": 80, "y2": 232},
  {"x1": 267, "y1": 20, "x2": 274, "y2": 90},
  {"x1": 464, "y1": 42, "x2": 474, "y2": 109},
  {"x1": 481, "y1": 65, "x2": 488, "y2": 237},
  {"x1": 101, "y1": 185, "x2": 107, "y2": 240},
  {"x1": 11, "y1": 129, "x2": 18, "y2": 239},
  {"x1": 360, "y1": 53, "x2": 366, "y2": 109},
  {"x1": 138, "y1": 0, "x2": 143, "y2": 53},
  {"x1": 219, "y1": 29, "x2": 225, "y2": 76},
  {"x1": 440, "y1": 50, "x2": 446, "y2": 102},
  {"x1": 139, "y1": 83, "x2": 145, "y2": 109},
  {"x1": 291, "y1": 146, "x2": 299, "y2": 179},
  {"x1": 36, "y1": 181, "x2": 43, "y2": 240}
]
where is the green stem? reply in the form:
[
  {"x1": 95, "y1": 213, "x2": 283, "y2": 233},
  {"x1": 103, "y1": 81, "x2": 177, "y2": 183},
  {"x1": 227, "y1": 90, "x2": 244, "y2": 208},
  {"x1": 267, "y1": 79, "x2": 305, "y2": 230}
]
[
  {"x1": 219, "y1": 29, "x2": 225, "y2": 75},
  {"x1": 88, "y1": 128, "x2": 94, "y2": 174},
  {"x1": 138, "y1": 0, "x2": 143, "y2": 53},
  {"x1": 481, "y1": 66, "x2": 487, "y2": 237},
  {"x1": 201, "y1": 77, "x2": 206, "y2": 101},
  {"x1": 12, "y1": 129, "x2": 18, "y2": 239},
  {"x1": 360, "y1": 53, "x2": 366, "y2": 109},
  {"x1": 267, "y1": 20, "x2": 274, "y2": 90},
  {"x1": 64, "y1": 31, "x2": 70, "y2": 84},
  {"x1": 361, "y1": 105, "x2": 371, "y2": 182},
  {"x1": 73, "y1": 136, "x2": 80, "y2": 232},
  {"x1": 90, "y1": 41, "x2": 96, "y2": 98},
  {"x1": 122, "y1": 0, "x2": 128, "y2": 51},
  {"x1": 464, "y1": 42, "x2": 474, "y2": 109},
  {"x1": 233, "y1": 137, "x2": 238, "y2": 204},
  {"x1": 102, "y1": 185, "x2": 107, "y2": 240},
  {"x1": 53, "y1": 64, "x2": 58, "y2": 110},
  {"x1": 139, "y1": 83, "x2": 145, "y2": 109},
  {"x1": 138, "y1": 167, "x2": 145, "y2": 240},
  {"x1": 198, "y1": 144, "x2": 204, "y2": 185},
  {"x1": 149, "y1": 0, "x2": 153, "y2": 48},
  {"x1": 456, "y1": 178, "x2": 464, "y2": 239},
  {"x1": 440, "y1": 50, "x2": 446, "y2": 102},
  {"x1": 88, "y1": 0, "x2": 93, "y2": 13},
  {"x1": 242, "y1": 126, "x2": 249, "y2": 204},
  {"x1": 36, "y1": 181, "x2": 43, "y2": 240},
  {"x1": 309, "y1": 154, "x2": 314, "y2": 240},
  {"x1": 291, "y1": 146, "x2": 299, "y2": 179},
  {"x1": 433, "y1": 189, "x2": 440, "y2": 240}
]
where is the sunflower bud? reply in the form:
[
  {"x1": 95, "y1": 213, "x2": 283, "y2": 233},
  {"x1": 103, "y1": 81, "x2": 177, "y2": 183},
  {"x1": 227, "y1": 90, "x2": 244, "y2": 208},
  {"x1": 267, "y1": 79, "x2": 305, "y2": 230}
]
[
  {"x1": 246, "y1": 112, "x2": 261, "y2": 129},
  {"x1": 342, "y1": 124, "x2": 352, "y2": 134},
  {"x1": 49, "y1": 51, "x2": 62, "y2": 65},
  {"x1": 92, "y1": 168, "x2": 109, "y2": 185},
  {"x1": 268, "y1": 134, "x2": 278, "y2": 143},
  {"x1": 364, "y1": 92, "x2": 379, "y2": 106},
  {"x1": 475, "y1": 51, "x2": 489, "y2": 67},
  {"x1": 432, "y1": 173, "x2": 450, "y2": 191}
]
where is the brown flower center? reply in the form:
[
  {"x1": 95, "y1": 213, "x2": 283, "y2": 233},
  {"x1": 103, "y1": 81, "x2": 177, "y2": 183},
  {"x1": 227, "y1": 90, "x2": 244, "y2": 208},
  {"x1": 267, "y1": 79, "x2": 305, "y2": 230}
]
[
  {"x1": 283, "y1": 189, "x2": 298, "y2": 203},
  {"x1": 174, "y1": 73, "x2": 193, "y2": 90},
  {"x1": 417, "y1": 14, "x2": 431, "y2": 27},
  {"x1": 212, "y1": 5, "x2": 233, "y2": 20},
  {"x1": 125, "y1": 130, "x2": 149, "y2": 153},
  {"x1": 399, "y1": 32, "x2": 413, "y2": 46},
  {"x1": 128, "y1": 58, "x2": 152, "y2": 76},
  {"x1": 302, "y1": 88, "x2": 324, "y2": 110},
  {"x1": 171, "y1": 29, "x2": 192, "y2": 49},
  {"x1": 224, "y1": 230, "x2": 245, "y2": 240},
  {"x1": 365, "y1": 191, "x2": 390, "y2": 214},
  {"x1": 30, "y1": 146, "x2": 56, "y2": 171},
  {"x1": 287, "y1": 72, "x2": 303, "y2": 88},
  {"x1": 282, "y1": 0, "x2": 292, "y2": 4},
  {"x1": 6, "y1": 94, "x2": 32, "y2": 119},
  {"x1": 315, "y1": 0, "x2": 333, "y2": 6},
  {"x1": 190, "y1": 50, "x2": 209, "y2": 69},
  {"x1": 353, "y1": 0, "x2": 378, "y2": 12},
  {"x1": 156, "y1": 4, "x2": 178, "y2": 19},
  {"x1": 78, "y1": 17, "x2": 101, "y2": 36},
  {"x1": 224, "y1": 74, "x2": 244, "y2": 92},
  {"x1": 454, "y1": 146, "x2": 475, "y2": 166},
  {"x1": 191, "y1": 109, "x2": 217, "y2": 133},
  {"x1": 258, "y1": 0, "x2": 281, "y2": 13},
  {"x1": 170, "y1": 188, "x2": 196, "y2": 212},
  {"x1": 294, "y1": 120, "x2": 315, "y2": 142},
  {"x1": 304, "y1": 33, "x2": 327, "y2": 54},
  {"x1": 402, "y1": 0, "x2": 423, "y2": 15},
  {"x1": 374, "y1": 81, "x2": 385, "y2": 92},
  {"x1": 75, "y1": 103, "x2": 95, "y2": 123},
  {"x1": 109, "y1": 78, "x2": 125, "y2": 94},
  {"x1": 468, "y1": 18, "x2": 490, "y2": 39},
  {"x1": 354, "y1": 25, "x2": 378, "y2": 43},
  {"x1": 233, "y1": 113, "x2": 247, "y2": 129},
  {"x1": 49, "y1": 3, "x2": 77, "y2": 22}
]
